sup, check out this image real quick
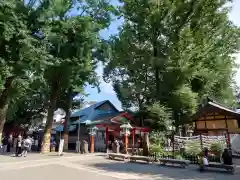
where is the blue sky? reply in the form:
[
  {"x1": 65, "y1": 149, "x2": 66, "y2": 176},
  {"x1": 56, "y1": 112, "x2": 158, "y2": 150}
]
[{"x1": 84, "y1": 0, "x2": 240, "y2": 110}]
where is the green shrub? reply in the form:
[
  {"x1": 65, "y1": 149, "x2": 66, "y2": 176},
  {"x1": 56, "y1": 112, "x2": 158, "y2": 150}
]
[
  {"x1": 210, "y1": 142, "x2": 224, "y2": 156},
  {"x1": 184, "y1": 141, "x2": 201, "y2": 156},
  {"x1": 175, "y1": 154, "x2": 183, "y2": 160},
  {"x1": 149, "y1": 131, "x2": 166, "y2": 157},
  {"x1": 149, "y1": 131, "x2": 166, "y2": 146},
  {"x1": 150, "y1": 144, "x2": 164, "y2": 155}
]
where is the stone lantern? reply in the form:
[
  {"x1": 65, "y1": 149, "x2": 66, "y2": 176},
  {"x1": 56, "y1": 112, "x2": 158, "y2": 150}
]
[
  {"x1": 85, "y1": 120, "x2": 98, "y2": 153},
  {"x1": 120, "y1": 123, "x2": 132, "y2": 154}
]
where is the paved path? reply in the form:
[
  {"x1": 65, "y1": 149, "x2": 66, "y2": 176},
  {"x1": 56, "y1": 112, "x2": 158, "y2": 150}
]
[{"x1": 0, "y1": 153, "x2": 240, "y2": 180}]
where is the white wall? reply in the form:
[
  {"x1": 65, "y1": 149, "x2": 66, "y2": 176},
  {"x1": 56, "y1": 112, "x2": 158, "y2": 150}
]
[{"x1": 231, "y1": 134, "x2": 240, "y2": 155}]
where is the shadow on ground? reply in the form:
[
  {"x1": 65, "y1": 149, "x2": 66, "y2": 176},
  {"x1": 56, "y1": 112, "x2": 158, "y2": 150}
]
[
  {"x1": 88, "y1": 161, "x2": 239, "y2": 180},
  {"x1": 94, "y1": 154, "x2": 107, "y2": 157}
]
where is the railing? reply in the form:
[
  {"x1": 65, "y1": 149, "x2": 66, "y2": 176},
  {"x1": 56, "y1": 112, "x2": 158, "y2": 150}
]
[
  {"x1": 93, "y1": 148, "x2": 221, "y2": 164},
  {"x1": 150, "y1": 152, "x2": 220, "y2": 164}
]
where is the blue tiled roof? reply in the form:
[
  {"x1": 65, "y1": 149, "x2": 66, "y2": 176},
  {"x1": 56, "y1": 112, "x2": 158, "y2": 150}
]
[
  {"x1": 54, "y1": 100, "x2": 125, "y2": 131},
  {"x1": 71, "y1": 100, "x2": 119, "y2": 124},
  {"x1": 54, "y1": 125, "x2": 76, "y2": 132},
  {"x1": 92, "y1": 111, "x2": 120, "y2": 121},
  {"x1": 55, "y1": 100, "x2": 120, "y2": 131}
]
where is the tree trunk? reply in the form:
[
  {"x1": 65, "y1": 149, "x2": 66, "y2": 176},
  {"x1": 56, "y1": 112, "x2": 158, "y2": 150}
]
[
  {"x1": 155, "y1": 68, "x2": 160, "y2": 100},
  {"x1": 41, "y1": 82, "x2": 59, "y2": 153},
  {"x1": 0, "y1": 76, "x2": 15, "y2": 141},
  {"x1": 153, "y1": 42, "x2": 160, "y2": 101},
  {"x1": 142, "y1": 133, "x2": 150, "y2": 156},
  {"x1": 63, "y1": 87, "x2": 72, "y2": 151},
  {"x1": 0, "y1": 96, "x2": 9, "y2": 142}
]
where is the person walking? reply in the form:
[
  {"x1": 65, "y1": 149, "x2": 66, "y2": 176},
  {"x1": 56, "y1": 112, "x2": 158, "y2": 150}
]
[
  {"x1": 28, "y1": 136, "x2": 34, "y2": 152},
  {"x1": 21, "y1": 136, "x2": 31, "y2": 157},
  {"x1": 1, "y1": 136, "x2": 8, "y2": 154},
  {"x1": 13, "y1": 136, "x2": 17, "y2": 152},
  {"x1": 7, "y1": 134, "x2": 13, "y2": 152},
  {"x1": 15, "y1": 135, "x2": 23, "y2": 157}
]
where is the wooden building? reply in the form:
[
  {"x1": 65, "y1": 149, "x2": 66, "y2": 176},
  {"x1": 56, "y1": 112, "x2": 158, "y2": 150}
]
[
  {"x1": 192, "y1": 100, "x2": 240, "y2": 148},
  {"x1": 55, "y1": 100, "x2": 150, "y2": 151}
]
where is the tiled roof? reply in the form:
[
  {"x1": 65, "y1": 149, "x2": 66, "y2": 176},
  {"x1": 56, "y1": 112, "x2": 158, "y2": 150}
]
[
  {"x1": 192, "y1": 100, "x2": 240, "y2": 122},
  {"x1": 54, "y1": 125, "x2": 76, "y2": 132},
  {"x1": 208, "y1": 101, "x2": 240, "y2": 114},
  {"x1": 71, "y1": 100, "x2": 119, "y2": 124},
  {"x1": 54, "y1": 100, "x2": 119, "y2": 131},
  {"x1": 71, "y1": 100, "x2": 108, "y2": 117}
]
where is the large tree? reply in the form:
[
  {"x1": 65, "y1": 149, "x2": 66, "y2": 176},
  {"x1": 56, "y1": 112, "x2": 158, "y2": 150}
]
[
  {"x1": 40, "y1": 0, "x2": 117, "y2": 152},
  {"x1": 0, "y1": 0, "x2": 50, "y2": 140},
  {"x1": 6, "y1": 77, "x2": 50, "y2": 126},
  {"x1": 104, "y1": 0, "x2": 240, "y2": 127}
]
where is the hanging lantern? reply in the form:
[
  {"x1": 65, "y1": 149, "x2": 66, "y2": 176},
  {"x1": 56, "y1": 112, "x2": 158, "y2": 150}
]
[
  {"x1": 120, "y1": 123, "x2": 132, "y2": 136},
  {"x1": 85, "y1": 120, "x2": 98, "y2": 136},
  {"x1": 89, "y1": 126, "x2": 98, "y2": 136}
]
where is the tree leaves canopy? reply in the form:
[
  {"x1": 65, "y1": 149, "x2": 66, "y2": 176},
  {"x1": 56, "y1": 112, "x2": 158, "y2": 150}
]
[{"x1": 104, "y1": 0, "x2": 240, "y2": 126}]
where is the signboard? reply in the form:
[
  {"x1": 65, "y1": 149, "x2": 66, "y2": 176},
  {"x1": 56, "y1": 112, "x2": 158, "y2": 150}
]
[{"x1": 58, "y1": 139, "x2": 64, "y2": 156}]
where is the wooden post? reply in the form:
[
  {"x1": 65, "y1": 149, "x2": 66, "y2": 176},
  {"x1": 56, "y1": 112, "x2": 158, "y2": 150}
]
[
  {"x1": 172, "y1": 134, "x2": 175, "y2": 158},
  {"x1": 132, "y1": 128, "x2": 135, "y2": 149},
  {"x1": 124, "y1": 134, "x2": 128, "y2": 154},
  {"x1": 200, "y1": 133, "x2": 203, "y2": 149},
  {"x1": 225, "y1": 131, "x2": 231, "y2": 149},
  {"x1": 224, "y1": 115, "x2": 231, "y2": 150},
  {"x1": 105, "y1": 127, "x2": 109, "y2": 150},
  {"x1": 131, "y1": 128, "x2": 135, "y2": 154},
  {"x1": 90, "y1": 135, "x2": 94, "y2": 153}
]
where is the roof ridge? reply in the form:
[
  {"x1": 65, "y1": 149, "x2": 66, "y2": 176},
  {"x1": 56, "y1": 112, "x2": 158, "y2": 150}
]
[
  {"x1": 208, "y1": 100, "x2": 235, "y2": 111},
  {"x1": 208, "y1": 101, "x2": 239, "y2": 114},
  {"x1": 71, "y1": 100, "x2": 112, "y2": 118},
  {"x1": 74, "y1": 100, "x2": 108, "y2": 111}
]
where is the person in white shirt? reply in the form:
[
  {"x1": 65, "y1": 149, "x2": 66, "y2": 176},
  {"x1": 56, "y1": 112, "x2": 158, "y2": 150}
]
[{"x1": 21, "y1": 136, "x2": 32, "y2": 157}]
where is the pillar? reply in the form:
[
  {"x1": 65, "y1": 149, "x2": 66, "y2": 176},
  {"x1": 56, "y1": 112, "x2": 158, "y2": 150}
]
[
  {"x1": 172, "y1": 134, "x2": 175, "y2": 158},
  {"x1": 199, "y1": 133, "x2": 203, "y2": 149},
  {"x1": 132, "y1": 128, "x2": 135, "y2": 150},
  {"x1": 225, "y1": 131, "x2": 231, "y2": 149},
  {"x1": 90, "y1": 135, "x2": 94, "y2": 153},
  {"x1": 106, "y1": 127, "x2": 109, "y2": 147},
  {"x1": 124, "y1": 134, "x2": 128, "y2": 154}
]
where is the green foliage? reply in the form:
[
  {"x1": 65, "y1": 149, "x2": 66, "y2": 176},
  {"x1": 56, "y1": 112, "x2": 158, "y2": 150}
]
[
  {"x1": 145, "y1": 103, "x2": 173, "y2": 131},
  {"x1": 150, "y1": 144, "x2": 164, "y2": 155},
  {"x1": 38, "y1": 0, "x2": 118, "y2": 152},
  {"x1": 104, "y1": 0, "x2": 240, "y2": 127},
  {"x1": 41, "y1": 0, "x2": 118, "y2": 93},
  {"x1": 149, "y1": 131, "x2": 166, "y2": 145},
  {"x1": 6, "y1": 79, "x2": 50, "y2": 125},
  {"x1": 0, "y1": 0, "x2": 117, "y2": 141},
  {"x1": 175, "y1": 154, "x2": 184, "y2": 160},
  {"x1": 0, "y1": 75, "x2": 3, "y2": 89},
  {"x1": 210, "y1": 142, "x2": 224, "y2": 156},
  {"x1": 184, "y1": 141, "x2": 201, "y2": 156},
  {"x1": 149, "y1": 131, "x2": 165, "y2": 155},
  {"x1": 0, "y1": 0, "x2": 50, "y2": 97}
]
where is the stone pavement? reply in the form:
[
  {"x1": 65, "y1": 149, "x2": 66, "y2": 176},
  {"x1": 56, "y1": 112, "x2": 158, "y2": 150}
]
[{"x1": 0, "y1": 153, "x2": 240, "y2": 180}]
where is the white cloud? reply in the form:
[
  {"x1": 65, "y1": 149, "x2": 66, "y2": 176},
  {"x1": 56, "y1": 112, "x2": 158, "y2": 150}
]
[{"x1": 95, "y1": 62, "x2": 115, "y2": 95}]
